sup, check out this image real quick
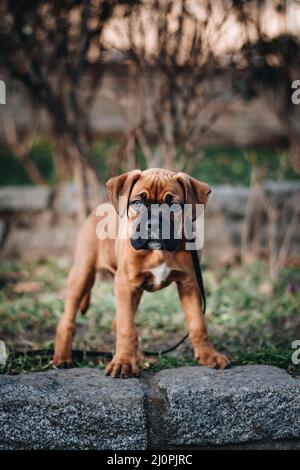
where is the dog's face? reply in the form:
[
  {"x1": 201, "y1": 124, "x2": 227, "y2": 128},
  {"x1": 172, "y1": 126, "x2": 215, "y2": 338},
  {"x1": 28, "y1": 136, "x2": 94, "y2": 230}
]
[
  {"x1": 128, "y1": 170, "x2": 185, "y2": 251},
  {"x1": 106, "y1": 168, "x2": 211, "y2": 251}
]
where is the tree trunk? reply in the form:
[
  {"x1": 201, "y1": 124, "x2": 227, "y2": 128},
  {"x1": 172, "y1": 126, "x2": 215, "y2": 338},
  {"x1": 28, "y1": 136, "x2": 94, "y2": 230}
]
[
  {"x1": 73, "y1": 158, "x2": 89, "y2": 224},
  {"x1": 51, "y1": 131, "x2": 72, "y2": 183},
  {"x1": 85, "y1": 164, "x2": 101, "y2": 210},
  {"x1": 18, "y1": 154, "x2": 47, "y2": 185}
]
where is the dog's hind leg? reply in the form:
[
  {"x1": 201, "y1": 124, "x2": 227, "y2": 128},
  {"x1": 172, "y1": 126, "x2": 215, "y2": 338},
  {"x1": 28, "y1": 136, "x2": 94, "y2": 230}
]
[
  {"x1": 53, "y1": 214, "x2": 99, "y2": 367},
  {"x1": 80, "y1": 291, "x2": 91, "y2": 315},
  {"x1": 53, "y1": 262, "x2": 96, "y2": 367}
]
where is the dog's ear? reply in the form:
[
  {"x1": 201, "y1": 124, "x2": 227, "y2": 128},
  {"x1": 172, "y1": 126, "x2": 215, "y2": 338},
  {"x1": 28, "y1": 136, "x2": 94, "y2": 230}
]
[
  {"x1": 106, "y1": 170, "x2": 142, "y2": 216},
  {"x1": 175, "y1": 172, "x2": 211, "y2": 219}
]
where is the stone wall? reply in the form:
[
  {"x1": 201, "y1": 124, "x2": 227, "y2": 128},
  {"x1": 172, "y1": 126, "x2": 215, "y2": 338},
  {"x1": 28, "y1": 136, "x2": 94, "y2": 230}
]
[
  {"x1": 0, "y1": 182, "x2": 299, "y2": 264},
  {"x1": 0, "y1": 366, "x2": 300, "y2": 449}
]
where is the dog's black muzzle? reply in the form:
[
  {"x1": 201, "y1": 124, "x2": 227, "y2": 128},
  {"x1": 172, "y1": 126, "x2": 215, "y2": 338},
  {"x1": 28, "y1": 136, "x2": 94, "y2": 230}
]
[{"x1": 130, "y1": 206, "x2": 181, "y2": 251}]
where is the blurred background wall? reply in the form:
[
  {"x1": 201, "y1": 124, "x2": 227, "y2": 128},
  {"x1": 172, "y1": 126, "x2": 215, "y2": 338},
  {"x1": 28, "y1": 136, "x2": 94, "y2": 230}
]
[{"x1": 0, "y1": 0, "x2": 300, "y2": 280}]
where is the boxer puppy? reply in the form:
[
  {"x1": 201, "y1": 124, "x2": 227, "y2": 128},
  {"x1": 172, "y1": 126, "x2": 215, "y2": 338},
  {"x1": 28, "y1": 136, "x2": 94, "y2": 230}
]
[{"x1": 53, "y1": 168, "x2": 228, "y2": 377}]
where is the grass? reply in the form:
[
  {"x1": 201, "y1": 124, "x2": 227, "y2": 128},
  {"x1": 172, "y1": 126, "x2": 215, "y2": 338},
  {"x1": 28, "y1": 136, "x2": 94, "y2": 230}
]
[{"x1": 0, "y1": 258, "x2": 299, "y2": 375}]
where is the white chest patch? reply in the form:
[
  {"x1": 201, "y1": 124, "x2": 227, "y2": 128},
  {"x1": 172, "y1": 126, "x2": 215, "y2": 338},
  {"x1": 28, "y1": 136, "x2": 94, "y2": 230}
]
[{"x1": 147, "y1": 263, "x2": 171, "y2": 287}]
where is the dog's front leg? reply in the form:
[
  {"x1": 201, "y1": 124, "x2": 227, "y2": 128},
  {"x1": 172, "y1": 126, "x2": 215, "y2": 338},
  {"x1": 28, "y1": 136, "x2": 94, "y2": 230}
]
[
  {"x1": 177, "y1": 281, "x2": 229, "y2": 369},
  {"x1": 105, "y1": 274, "x2": 141, "y2": 378}
]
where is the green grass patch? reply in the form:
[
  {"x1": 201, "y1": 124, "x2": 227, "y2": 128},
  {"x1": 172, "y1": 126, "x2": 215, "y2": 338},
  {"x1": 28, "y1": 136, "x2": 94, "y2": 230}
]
[{"x1": 0, "y1": 259, "x2": 299, "y2": 375}]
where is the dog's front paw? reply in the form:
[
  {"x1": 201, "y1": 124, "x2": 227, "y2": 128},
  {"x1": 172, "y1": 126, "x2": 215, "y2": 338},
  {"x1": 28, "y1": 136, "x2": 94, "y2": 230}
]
[
  {"x1": 105, "y1": 354, "x2": 139, "y2": 378},
  {"x1": 196, "y1": 346, "x2": 229, "y2": 369},
  {"x1": 51, "y1": 355, "x2": 74, "y2": 368}
]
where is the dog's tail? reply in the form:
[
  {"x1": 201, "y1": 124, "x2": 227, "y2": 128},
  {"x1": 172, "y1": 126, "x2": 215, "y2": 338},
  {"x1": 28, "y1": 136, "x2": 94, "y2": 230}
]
[{"x1": 79, "y1": 291, "x2": 91, "y2": 315}]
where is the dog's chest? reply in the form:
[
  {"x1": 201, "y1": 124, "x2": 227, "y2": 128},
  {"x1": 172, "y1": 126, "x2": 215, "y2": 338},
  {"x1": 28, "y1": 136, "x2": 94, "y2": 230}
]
[{"x1": 142, "y1": 262, "x2": 172, "y2": 290}]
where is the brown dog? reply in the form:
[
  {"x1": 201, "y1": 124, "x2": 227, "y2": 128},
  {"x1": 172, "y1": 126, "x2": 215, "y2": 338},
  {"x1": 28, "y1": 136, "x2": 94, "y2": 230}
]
[{"x1": 53, "y1": 168, "x2": 228, "y2": 377}]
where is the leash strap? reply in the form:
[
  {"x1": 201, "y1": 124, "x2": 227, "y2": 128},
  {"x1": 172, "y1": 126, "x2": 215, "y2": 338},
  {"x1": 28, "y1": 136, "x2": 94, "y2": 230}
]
[{"x1": 191, "y1": 249, "x2": 206, "y2": 314}]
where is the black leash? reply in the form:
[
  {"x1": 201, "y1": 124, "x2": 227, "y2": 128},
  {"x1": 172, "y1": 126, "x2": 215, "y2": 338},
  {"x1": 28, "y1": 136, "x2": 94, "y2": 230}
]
[
  {"x1": 10, "y1": 250, "x2": 206, "y2": 361},
  {"x1": 191, "y1": 249, "x2": 206, "y2": 315}
]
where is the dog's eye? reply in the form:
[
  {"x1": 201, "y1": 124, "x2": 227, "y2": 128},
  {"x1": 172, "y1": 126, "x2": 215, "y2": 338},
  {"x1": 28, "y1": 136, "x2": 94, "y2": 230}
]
[
  {"x1": 130, "y1": 200, "x2": 144, "y2": 210},
  {"x1": 165, "y1": 195, "x2": 182, "y2": 211},
  {"x1": 165, "y1": 195, "x2": 173, "y2": 206}
]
